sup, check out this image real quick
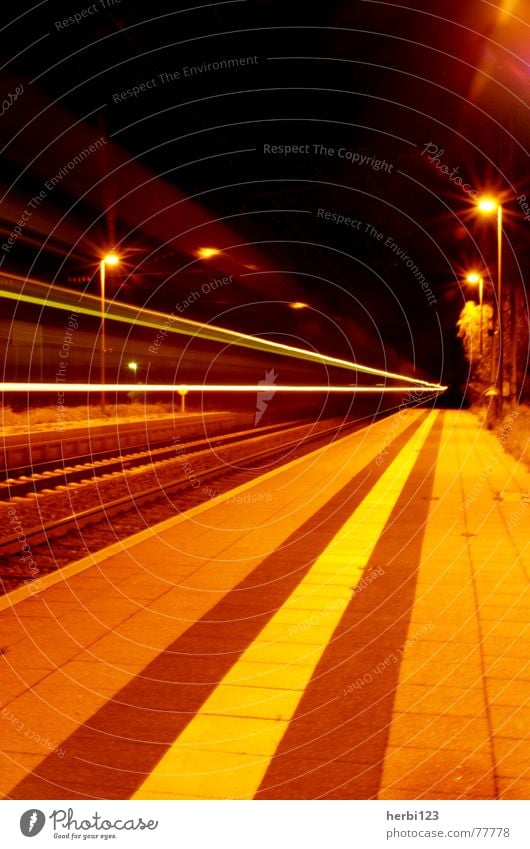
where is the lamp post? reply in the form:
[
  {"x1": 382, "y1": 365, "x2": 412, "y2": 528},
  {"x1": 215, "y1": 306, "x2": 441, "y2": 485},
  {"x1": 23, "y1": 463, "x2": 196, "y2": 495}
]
[
  {"x1": 177, "y1": 385, "x2": 188, "y2": 414},
  {"x1": 476, "y1": 197, "x2": 503, "y2": 415},
  {"x1": 99, "y1": 253, "x2": 120, "y2": 415}
]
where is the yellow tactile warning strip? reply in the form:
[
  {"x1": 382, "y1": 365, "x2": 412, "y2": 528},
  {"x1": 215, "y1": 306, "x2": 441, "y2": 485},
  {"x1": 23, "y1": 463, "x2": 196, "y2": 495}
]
[{"x1": 133, "y1": 412, "x2": 437, "y2": 799}]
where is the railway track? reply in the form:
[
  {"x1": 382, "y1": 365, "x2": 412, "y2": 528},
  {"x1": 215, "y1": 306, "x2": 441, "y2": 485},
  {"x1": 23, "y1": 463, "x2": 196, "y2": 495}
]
[
  {"x1": 0, "y1": 417, "x2": 363, "y2": 593},
  {"x1": 0, "y1": 419, "x2": 302, "y2": 499}
]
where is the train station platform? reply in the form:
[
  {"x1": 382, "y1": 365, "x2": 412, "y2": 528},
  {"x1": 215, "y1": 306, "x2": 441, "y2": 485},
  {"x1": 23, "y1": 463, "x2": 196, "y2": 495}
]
[{"x1": 1, "y1": 408, "x2": 529, "y2": 800}]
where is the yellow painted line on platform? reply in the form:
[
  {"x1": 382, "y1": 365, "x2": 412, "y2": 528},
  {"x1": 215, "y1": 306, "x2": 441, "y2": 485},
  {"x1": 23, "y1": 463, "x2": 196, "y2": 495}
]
[{"x1": 133, "y1": 412, "x2": 436, "y2": 800}]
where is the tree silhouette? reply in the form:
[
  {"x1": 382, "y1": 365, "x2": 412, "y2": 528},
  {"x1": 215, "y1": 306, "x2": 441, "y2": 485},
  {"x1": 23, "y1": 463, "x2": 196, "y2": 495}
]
[{"x1": 457, "y1": 300, "x2": 494, "y2": 403}]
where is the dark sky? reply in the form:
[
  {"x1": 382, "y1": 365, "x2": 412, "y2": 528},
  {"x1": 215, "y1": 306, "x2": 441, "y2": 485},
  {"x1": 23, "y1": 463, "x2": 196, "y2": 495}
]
[{"x1": 1, "y1": 0, "x2": 529, "y2": 388}]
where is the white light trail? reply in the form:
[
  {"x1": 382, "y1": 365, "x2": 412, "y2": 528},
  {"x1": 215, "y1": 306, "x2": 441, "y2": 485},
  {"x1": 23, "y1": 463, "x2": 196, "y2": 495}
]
[
  {"x1": 0, "y1": 274, "x2": 445, "y2": 390},
  {"x1": 0, "y1": 382, "x2": 447, "y2": 393}
]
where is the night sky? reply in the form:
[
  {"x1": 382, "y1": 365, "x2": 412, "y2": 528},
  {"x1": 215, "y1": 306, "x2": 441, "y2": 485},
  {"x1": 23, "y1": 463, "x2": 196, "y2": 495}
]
[{"x1": 1, "y1": 0, "x2": 529, "y2": 393}]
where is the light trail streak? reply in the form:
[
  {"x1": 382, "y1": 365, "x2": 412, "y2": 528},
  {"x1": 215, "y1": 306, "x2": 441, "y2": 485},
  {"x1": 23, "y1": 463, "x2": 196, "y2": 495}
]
[
  {"x1": 0, "y1": 274, "x2": 445, "y2": 390},
  {"x1": 0, "y1": 383, "x2": 447, "y2": 393}
]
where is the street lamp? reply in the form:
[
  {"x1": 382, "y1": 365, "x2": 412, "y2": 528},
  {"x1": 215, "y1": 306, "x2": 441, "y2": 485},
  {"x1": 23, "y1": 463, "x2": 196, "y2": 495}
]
[
  {"x1": 465, "y1": 272, "x2": 484, "y2": 355},
  {"x1": 477, "y1": 197, "x2": 498, "y2": 214},
  {"x1": 127, "y1": 361, "x2": 138, "y2": 379},
  {"x1": 475, "y1": 196, "x2": 503, "y2": 414},
  {"x1": 196, "y1": 247, "x2": 221, "y2": 260},
  {"x1": 99, "y1": 253, "x2": 120, "y2": 415}
]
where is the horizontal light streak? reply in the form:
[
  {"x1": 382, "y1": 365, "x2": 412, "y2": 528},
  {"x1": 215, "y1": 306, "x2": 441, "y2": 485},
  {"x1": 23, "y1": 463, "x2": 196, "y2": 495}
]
[
  {"x1": 0, "y1": 382, "x2": 447, "y2": 393},
  {"x1": 0, "y1": 274, "x2": 444, "y2": 390}
]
